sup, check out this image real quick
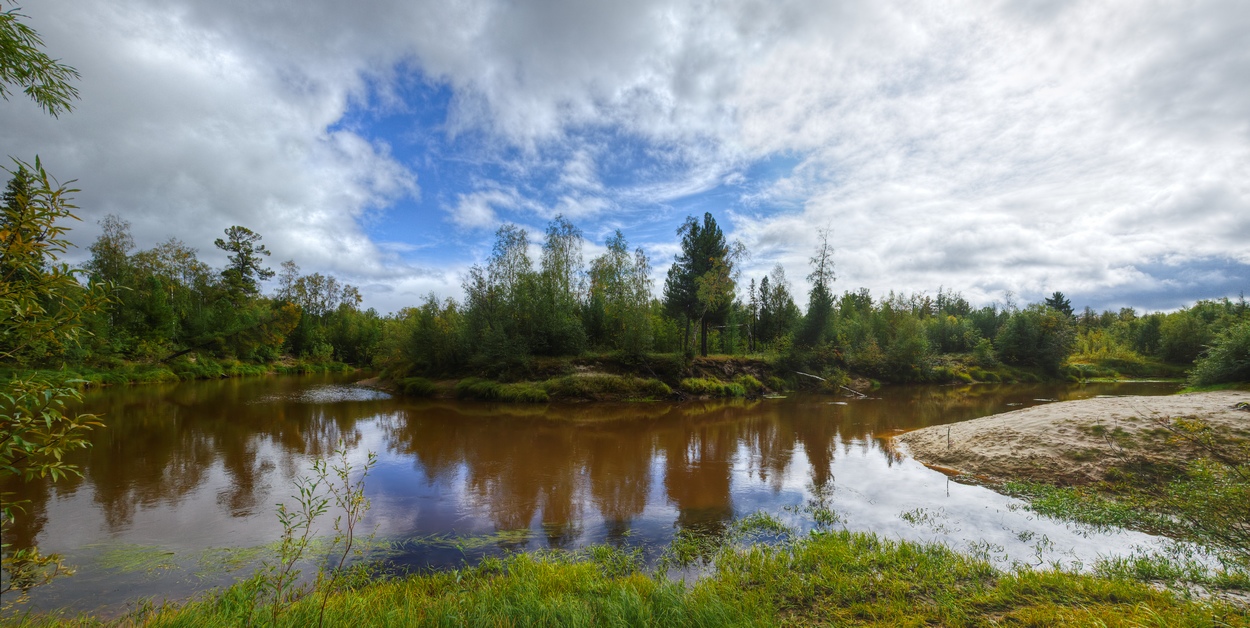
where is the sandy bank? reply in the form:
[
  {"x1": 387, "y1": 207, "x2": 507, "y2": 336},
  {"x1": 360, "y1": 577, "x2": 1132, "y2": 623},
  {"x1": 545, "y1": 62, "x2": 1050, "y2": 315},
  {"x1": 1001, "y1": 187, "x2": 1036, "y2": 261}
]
[{"x1": 894, "y1": 391, "x2": 1250, "y2": 486}]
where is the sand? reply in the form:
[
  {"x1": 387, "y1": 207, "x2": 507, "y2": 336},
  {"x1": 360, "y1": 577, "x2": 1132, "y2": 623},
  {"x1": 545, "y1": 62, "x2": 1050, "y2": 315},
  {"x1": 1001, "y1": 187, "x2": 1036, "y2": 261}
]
[{"x1": 894, "y1": 391, "x2": 1250, "y2": 486}]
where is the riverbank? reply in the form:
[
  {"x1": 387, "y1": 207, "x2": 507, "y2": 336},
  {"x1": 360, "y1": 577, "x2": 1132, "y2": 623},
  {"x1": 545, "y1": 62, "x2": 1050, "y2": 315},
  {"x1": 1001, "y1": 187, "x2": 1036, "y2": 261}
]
[
  {"x1": 375, "y1": 352, "x2": 1168, "y2": 403},
  {"x1": 14, "y1": 526, "x2": 1247, "y2": 627},
  {"x1": 2, "y1": 358, "x2": 357, "y2": 388},
  {"x1": 894, "y1": 390, "x2": 1250, "y2": 486},
  {"x1": 895, "y1": 389, "x2": 1250, "y2": 604}
]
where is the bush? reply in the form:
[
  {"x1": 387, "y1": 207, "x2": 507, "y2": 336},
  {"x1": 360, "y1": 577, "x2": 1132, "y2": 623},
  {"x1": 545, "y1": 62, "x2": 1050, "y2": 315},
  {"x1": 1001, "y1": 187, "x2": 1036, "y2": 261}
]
[{"x1": 1188, "y1": 319, "x2": 1250, "y2": 386}]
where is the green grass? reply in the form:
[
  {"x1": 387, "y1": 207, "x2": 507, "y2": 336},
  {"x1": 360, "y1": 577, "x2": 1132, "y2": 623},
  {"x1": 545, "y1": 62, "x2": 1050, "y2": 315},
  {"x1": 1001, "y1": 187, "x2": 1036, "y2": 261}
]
[
  {"x1": 679, "y1": 377, "x2": 746, "y2": 398},
  {"x1": 25, "y1": 529, "x2": 1247, "y2": 627},
  {"x1": 2, "y1": 358, "x2": 356, "y2": 389},
  {"x1": 544, "y1": 374, "x2": 673, "y2": 401},
  {"x1": 453, "y1": 377, "x2": 550, "y2": 403},
  {"x1": 397, "y1": 376, "x2": 437, "y2": 397},
  {"x1": 452, "y1": 374, "x2": 674, "y2": 403}
]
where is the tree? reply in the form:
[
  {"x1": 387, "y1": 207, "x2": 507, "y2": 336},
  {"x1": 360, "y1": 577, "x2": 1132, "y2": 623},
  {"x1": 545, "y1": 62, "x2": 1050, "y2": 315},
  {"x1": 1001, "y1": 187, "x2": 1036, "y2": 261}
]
[
  {"x1": 1, "y1": 160, "x2": 106, "y2": 604},
  {"x1": 757, "y1": 264, "x2": 798, "y2": 346},
  {"x1": 0, "y1": 159, "x2": 103, "y2": 363},
  {"x1": 588, "y1": 230, "x2": 653, "y2": 356},
  {"x1": 215, "y1": 225, "x2": 274, "y2": 299},
  {"x1": 1044, "y1": 291, "x2": 1073, "y2": 318},
  {"x1": 663, "y1": 213, "x2": 738, "y2": 356},
  {"x1": 994, "y1": 304, "x2": 1074, "y2": 374},
  {"x1": 798, "y1": 228, "x2": 836, "y2": 347},
  {"x1": 275, "y1": 260, "x2": 300, "y2": 303},
  {"x1": 0, "y1": 2, "x2": 79, "y2": 116},
  {"x1": 535, "y1": 216, "x2": 587, "y2": 356}
]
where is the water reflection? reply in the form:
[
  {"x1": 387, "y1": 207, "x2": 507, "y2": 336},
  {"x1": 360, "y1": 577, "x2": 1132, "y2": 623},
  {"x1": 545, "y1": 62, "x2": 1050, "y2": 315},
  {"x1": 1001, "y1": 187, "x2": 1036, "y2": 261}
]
[{"x1": 2, "y1": 377, "x2": 1180, "y2": 614}]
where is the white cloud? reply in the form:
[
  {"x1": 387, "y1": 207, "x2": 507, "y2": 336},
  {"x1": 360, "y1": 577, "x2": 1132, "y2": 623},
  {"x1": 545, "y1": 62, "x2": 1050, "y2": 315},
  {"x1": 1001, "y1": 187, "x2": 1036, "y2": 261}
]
[{"x1": 3, "y1": 0, "x2": 1246, "y2": 314}]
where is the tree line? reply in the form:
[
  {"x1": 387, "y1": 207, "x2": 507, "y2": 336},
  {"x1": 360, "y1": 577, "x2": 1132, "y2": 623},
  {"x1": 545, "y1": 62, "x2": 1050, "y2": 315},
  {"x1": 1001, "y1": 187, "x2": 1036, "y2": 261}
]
[{"x1": 6, "y1": 175, "x2": 1249, "y2": 388}]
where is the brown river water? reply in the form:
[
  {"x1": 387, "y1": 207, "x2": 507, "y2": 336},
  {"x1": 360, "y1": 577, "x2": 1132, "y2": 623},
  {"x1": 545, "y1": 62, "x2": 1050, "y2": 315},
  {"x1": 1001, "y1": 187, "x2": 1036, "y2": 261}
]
[{"x1": 1, "y1": 374, "x2": 1182, "y2": 615}]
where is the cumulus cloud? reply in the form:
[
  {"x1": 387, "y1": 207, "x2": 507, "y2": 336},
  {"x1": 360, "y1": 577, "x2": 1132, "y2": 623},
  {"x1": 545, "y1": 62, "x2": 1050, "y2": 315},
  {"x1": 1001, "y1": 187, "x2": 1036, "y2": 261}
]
[{"x1": 3, "y1": 0, "x2": 1246, "y2": 313}]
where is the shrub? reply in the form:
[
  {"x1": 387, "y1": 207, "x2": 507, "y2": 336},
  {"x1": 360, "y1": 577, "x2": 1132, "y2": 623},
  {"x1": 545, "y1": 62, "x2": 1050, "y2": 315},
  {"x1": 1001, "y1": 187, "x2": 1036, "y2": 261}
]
[
  {"x1": 1188, "y1": 319, "x2": 1250, "y2": 386},
  {"x1": 765, "y1": 376, "x2": 789, "y2": 392}
]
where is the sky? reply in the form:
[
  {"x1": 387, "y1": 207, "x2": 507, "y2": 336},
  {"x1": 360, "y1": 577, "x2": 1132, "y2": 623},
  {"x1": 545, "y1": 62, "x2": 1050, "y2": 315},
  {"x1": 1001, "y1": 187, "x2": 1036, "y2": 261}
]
[{"x1": 3, "y1": 0, "x2": 1248, "y2": 315}]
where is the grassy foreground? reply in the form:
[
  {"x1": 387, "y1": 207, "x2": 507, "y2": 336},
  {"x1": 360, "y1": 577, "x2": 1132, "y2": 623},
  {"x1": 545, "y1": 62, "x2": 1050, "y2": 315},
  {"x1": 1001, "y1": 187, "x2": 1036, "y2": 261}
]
[{"x1": 14, "y1": 529, "x2": 1248, "y2": 627}]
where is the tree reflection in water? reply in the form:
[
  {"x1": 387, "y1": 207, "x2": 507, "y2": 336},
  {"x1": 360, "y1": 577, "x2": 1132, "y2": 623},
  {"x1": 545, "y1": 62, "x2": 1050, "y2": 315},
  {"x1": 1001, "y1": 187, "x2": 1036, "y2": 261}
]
[{"x1": 1, "y1": 376, "x2": 1179, "y2": 614}]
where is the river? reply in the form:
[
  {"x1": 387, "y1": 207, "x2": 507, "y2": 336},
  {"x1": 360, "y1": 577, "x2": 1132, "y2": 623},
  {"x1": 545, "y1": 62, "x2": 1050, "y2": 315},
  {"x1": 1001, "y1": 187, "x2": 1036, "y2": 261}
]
[{"x1": 1, "y1": 374, "x2": 1181, "y2": 615}]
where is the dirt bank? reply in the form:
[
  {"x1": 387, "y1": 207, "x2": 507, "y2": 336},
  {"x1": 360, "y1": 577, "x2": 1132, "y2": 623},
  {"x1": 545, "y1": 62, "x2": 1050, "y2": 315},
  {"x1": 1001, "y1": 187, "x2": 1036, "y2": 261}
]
[{"x1": 894, "y1": 391, "x2": 1250, "y2": 486}]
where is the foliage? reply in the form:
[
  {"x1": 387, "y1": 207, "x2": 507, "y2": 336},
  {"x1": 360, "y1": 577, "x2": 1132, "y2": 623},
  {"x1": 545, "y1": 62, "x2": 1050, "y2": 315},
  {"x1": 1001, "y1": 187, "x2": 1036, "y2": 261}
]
[
  {"x1": 994, "y1": 304, "x2": 1074, "y2": 375},
  {"x1": 1, "y1": 160, "x2": 107, "y2": 608},
  {"x1": 663, "y1": 213, "x2": 738, "y2": 356},
  {"x1": 315, "y1": 443, "x2": 377, "y2": 628},
  {"x1": 254, "y1": 460, "x2": 329, "y2": 623},
  {"x1": 753, "y1": 265, "x2": 799, "y2": 349},
  {"x1": 586, "y1": 230, "x2": 653, "y2": 356},
  {"x1": 1, "y1": 160, "x2": 107, "y2": 364},
  {"x1": 1188, "y1": 318, "x2": 1250, "y2": 386},
  {"x1": 0, "y1": 1, "x2": 79, "y2": 116},
  {"x1": 797, "y1": 228, "x2": 835, "y2": 348},
  {"x1": 215, "y1": 225, "x2": 274, "y2": 300}
]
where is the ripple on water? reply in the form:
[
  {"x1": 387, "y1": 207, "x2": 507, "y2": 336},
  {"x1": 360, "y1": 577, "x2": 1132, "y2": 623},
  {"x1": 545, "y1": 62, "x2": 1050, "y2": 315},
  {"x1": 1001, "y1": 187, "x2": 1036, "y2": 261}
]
[{"x1": 251, "y1": 384, "x2": 392, "y2": 404}]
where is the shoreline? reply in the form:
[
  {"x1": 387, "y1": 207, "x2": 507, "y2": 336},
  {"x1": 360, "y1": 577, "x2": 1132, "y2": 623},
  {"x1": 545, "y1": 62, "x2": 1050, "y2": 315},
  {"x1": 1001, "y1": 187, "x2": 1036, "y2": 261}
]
[{"x1": 894, "y1": 390, "x2": 1250, "y2": 486}]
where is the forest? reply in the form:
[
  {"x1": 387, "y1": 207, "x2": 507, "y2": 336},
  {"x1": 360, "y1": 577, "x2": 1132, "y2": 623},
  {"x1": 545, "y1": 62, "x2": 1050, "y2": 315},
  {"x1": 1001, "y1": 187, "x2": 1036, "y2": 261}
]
[{"x1": 5, "y1": 169, "x2": 1249, "y2": 394}]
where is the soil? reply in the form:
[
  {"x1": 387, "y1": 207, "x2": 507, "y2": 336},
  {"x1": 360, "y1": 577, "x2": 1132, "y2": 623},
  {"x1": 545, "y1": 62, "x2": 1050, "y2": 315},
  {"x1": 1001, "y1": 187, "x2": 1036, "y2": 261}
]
[{"x1": 894, "y1": 391, "x2": 1250, "y2": 486}]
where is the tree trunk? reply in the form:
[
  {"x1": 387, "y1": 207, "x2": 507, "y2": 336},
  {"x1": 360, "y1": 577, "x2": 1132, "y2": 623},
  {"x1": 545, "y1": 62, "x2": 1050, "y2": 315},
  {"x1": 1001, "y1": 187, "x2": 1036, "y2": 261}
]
[{"x1": 700, "y1": 317, "x2": 708, "y2": 356}]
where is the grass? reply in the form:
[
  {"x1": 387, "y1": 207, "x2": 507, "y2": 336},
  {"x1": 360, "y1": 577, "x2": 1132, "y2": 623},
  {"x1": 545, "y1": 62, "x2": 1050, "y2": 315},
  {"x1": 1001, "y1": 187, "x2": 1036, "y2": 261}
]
[
  {"x1": 454, "y1": 377, "x2": 550, "y2": 403},
  {"x1": 396, "y1": 376, "x2": 437, "y2": 397},
  {"x1": 679, "y1": 377, "x2": 746, "y2": 398},
  {"x1": 2, "y1": 358, "x2": 355, "y2": 389},
  {"x1": 22, "y1": 528, "x2": 1248, "y2": 627},
  {"x1": 450, "y1": 374, "x2": 674, "y2": 403},
  {"x1": 87, "y1": 544, "x2": 179, "y2": 575},
  {"x1": 1003, "y1": 415, "x2": 1250, "y2": 576},
  {"x1": 544, "y1": 374, "x2": 673, "y2": 401}
]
